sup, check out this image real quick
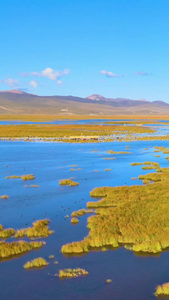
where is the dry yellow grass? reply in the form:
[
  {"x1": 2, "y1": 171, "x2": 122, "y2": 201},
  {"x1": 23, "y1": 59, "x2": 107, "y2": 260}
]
[
  {"x1": 61, "y1": 159, "x2": 169, "y2": 255},
  {"x1": 59, "y1": 179, "x2": 79, "y2": 186},
  {"x1": 0, "y1": 240, "x2": 45, "y2": 258},
  {"x1": 24, "y1": 257, "x2": 48, "y2": 269},
  {"x1": 155, "y1": 282, "x2": 169, "y2": 296},
  {"x1": 58, "y1": 268, "x2": 88, "y2": 278}
]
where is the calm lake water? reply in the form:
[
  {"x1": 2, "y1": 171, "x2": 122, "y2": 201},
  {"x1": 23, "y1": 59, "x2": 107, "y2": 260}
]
[{"x1": 1, "y1": 139, "x2": 169, "y2": 299}]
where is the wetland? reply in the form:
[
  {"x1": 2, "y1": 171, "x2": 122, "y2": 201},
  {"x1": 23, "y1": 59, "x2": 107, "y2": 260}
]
[{"x1": 1, "y1": 116, "x2": 169, "y2": 299}]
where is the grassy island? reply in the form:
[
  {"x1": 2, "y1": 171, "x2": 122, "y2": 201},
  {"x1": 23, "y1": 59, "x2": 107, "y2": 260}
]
[
  {"x1": 24, "y1": 257, "x2": 48, "y2": 269},
  {"x1": 58, "y1": 268, "x2": 88, "y2": 278},
  {"x1": 6, "y1": 174, "x2": 35, "y2": 180},
  {"x1": 61, "y1": 162, "x2": 169, "y2": 255},
  {"x1": 59, "y1": 179, "x2": 79, "y2": 186},
  {"x1": 15, "y1": 219, "x2": 54, "y2": 238},
  {"x1": 71, "y1": 209, "x2": 93, "y2": 218},
  {"x1": 155, "y1": 282, "x2": 169, "y2": 297},
  {"x1": 0, "y1": 226, "x2": 15, "y2": 238},
  {"x1": 0, "y1": 195, "x2": 9, "y2": 199},
  {"x1": 71, "y1": 218, "x2": 79, "y2": 224},
  {"x1": 0, "y1": 240, "x2": 45, "y2": 259}
]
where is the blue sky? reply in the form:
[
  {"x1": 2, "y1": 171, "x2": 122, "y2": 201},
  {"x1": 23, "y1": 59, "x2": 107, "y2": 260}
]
[{"x1": 1, "y1": 0, "x2": 169, "y2": 101}]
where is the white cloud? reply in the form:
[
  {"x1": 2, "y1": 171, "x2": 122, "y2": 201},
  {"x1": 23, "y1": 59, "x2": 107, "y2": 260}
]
[
  {"x1": 134, "y1": 71, "x2": 151, "y2": 76},
  {"x1": 30, "y1": 80, "x2": 37, "y2": 88},
  {"x1": 30, "y1": 68, "x2": 70, "y2": 81},
  {"x1": 57, "y1": 80, "x2": 62, "y2": 85},
  {"x1": 100, "y1": 70, "x2": 121, "y2": 77},
  {"x1": 5, "y1": 78, "x2": 18, "y2": 87}
]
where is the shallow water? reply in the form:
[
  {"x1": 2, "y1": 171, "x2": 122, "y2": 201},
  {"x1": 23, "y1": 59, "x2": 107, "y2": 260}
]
[
  {"x1": 0, "y1": 118, "x2": 133, "y2": 125},
  {"x1": 1, "y1": 139, "x2": 169, "y2": 299}
]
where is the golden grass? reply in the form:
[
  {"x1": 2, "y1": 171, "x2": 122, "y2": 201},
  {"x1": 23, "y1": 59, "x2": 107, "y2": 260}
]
[
  {"x1": 21, "y1": 174, "x2": 35, "y2": 180},
  {"x1": 59, "y1": 179, "x2": 79, "y2": 186},
  {"x1": 131, "y1": 162, "x2": 159, "y2": 168},
  {"x1": 58, "y1": 268, "x2": 88, "y2": 278},
  {"x1": 15, "y1": 219, "x2": 54, "y2": 238},
  {"x1": 6, "y1": 175, "x2": 20, "y2": 179},
  {"x1": 71, "y1": 218, "x2": 79, "y2": 224},
  {"x1": 142, "y1": 166, "x2": 156, "y2": 170},
  {"x1": 107, "y1": 150, "x2": 132, "y2": 155},
  {"x1": 106, "y1": 279, "x2": 112, "y2": 283},
  {"x1": 155, "y1": 282, "x2": 169, "y2": 296},
  {"x1": 0, "y1": 240, "x2": 45, "y2": 258},
  {"x1": 61, "y1": 163, "x2": 169, "y2": 255},
  {"x1": 6, "y1": 174, "x2": 35, "y2": 180},
  {"x1": 24, "y1": 257, "x2": 48, "y2": 269},
  {"x1": 0, "y1": 123, "x2": 156, "y2": 139},
  {"x1": 154, "y1": 146, "x2": 169, "y2": 154},
  {"x1": 2, "y1": 121, "x2": 169, "y2": 143},
  {"x1": 0, "y1": 225, "x2": 15, "y2": 238},
  {"x1": 103, "y1": 157, "x2": 116, "y2": 160},
  {"x1": 71, "y1": 209, "x2": 93, "y2": 218},
  {"x1": 0, "y1": 195, "x2": 9, "y2": 199}
]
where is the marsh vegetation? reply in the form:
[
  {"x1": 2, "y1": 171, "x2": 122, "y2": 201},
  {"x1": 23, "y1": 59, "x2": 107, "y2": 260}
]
[
  {"x1": 0, "y1": 195, "x2": 8, "y2": 199},
  {"x1": 71, "y1": 218, "x2": 79, "y2": 224},
  {"x1": 155, "y1": 282, "x2": 169, "y2": 297},
  {"x1": 24, "y1": 257, "x2": 48, "y2": 269},
  {"x1": 6, "y1": 174, "x2": 35, "y2": 180},
  {"x1": 58, "y1": 268, "x2": 88, "y2": 278},
  {"x1": 61, "y1": 163, "x2": 169, "y2": 255},
  {"x1": 0, "y1": 240, "x2": 45, "y2": 258},
  {"x1": 71, "y1": 209, "x2": 93, "y2": 218},
  {"x1": 15, "y1": 219, "x2": 54, "y2": 238},
  {"x1": 59, "y1": 179, "x2": 79, "y2": 186}
]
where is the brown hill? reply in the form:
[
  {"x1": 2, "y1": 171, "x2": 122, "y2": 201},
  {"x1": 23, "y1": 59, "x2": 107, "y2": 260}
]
[{"x1": 0, "y1": 90, "x2": 169, "y2": 115}]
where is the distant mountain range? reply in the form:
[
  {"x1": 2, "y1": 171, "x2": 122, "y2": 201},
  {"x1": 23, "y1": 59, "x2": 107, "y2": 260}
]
[{"x1": 0, "y1": 89, "x2": 169, "y2": 115}]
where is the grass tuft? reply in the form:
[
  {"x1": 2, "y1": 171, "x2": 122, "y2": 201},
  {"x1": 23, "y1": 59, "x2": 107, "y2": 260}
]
[
  {"x1": 24, "y1": 257, "x2": 48, "y2": 269},
  {"x1": 58, "y1": 268, "x2": 88, "y2": 278},
  {"x1": 59, "y1": 179, "x2": 79, "y2": 186}
]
